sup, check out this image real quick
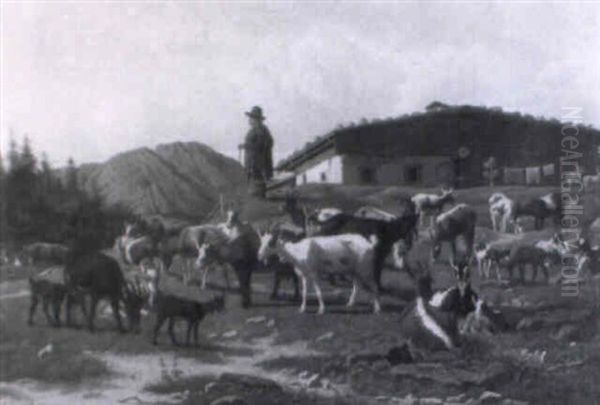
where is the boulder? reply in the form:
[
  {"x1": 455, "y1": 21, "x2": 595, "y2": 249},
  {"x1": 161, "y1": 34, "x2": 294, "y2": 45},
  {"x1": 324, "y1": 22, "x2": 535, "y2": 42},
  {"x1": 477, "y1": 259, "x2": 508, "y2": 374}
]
[
  {"x1": 219, "y1": 373, "x2": 282, "y2": 392},
  {"x1": 245, "y1": 316, "x2": 267, "y2": 324},
  {"x1": 480, "y1": 390, "x2": 502, "y2": 402},
  {"x1": 316, "y1": 331, "x2": 335, "y2": 342},
  {"x1": 446, "y1": 393, "x2": 467, "y2": 402},
  {"x1": 419, "y1": 397, "x2": 444, "y2": 404},
  {"x1": 222, "y1": 330, "x2": 238, "y2": 338},
  {"x1": 210, "y1": 395, "x2": 247, "y2": 405}
]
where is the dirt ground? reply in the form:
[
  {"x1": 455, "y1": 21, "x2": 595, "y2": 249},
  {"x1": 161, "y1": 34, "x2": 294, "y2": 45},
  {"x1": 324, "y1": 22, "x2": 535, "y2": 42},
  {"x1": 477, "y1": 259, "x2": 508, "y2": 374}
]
[{"x1": 1, "y1": 186, "x2": 600, "y2": 405}]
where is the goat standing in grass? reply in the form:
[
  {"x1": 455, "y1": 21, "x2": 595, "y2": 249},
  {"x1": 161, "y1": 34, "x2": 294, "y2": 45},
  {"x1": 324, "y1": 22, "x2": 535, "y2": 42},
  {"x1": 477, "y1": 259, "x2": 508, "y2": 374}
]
[
  {"x1": 511, "y1": 192, "x2": 561, "y2": 230},
  {"x1": 260, "y1": 223, "x2": 301, "y2": 301},
  {"x1": 411, "y1": 188, "x2": 455, "y2": 228},
  {"x1": 28, "y1": 266, "x2": 85, "y2": 327},
  {"x1": 258, "y1": 230, "x2": 381, "y2": 314},
  {"x1": 504, "y1": 244, "x2": 556, "y2": 284},
  {"x1": 488, "y1": 193, "x2": 516, "y2": 233},
  {"x1": 194, "y1": 213, "x2": 260, "y2": 308},
  {"x1": 307, "y1": 202, "x2": 418, "y2": 293},
  {"x1": 144, "y1": 262, "x2": 226, "y2": 346},
  {"x1": 430, "y1": 204, "x2": 477, "y2": 263},
  {"x1": 474, "y1": 242, "x2": 511, "y2": 280}
]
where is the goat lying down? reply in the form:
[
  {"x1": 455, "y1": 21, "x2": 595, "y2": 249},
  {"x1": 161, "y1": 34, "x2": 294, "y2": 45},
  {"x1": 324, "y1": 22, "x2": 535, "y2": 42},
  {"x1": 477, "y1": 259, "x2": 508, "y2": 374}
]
[
  {"x1": 399, "y1": 273, "x2": 460, "y2": 351},
  {"x1": 399, "y1": 261, "x2": 507, "y2": 350},
  {"x1": 258, "y1": 231, "x2": 381, "y2": 314}
]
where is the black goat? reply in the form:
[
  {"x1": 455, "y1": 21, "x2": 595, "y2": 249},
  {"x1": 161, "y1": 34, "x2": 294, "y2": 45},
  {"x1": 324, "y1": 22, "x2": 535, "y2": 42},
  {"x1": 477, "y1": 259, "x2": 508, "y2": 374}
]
[
  {"x1": 261, "y1": 222, "x2": 302, "y2": 301},
  {"x1": 429, "y1": 260, "x2": 478, "y2": 318},
  {"x1": 28, "y1": 267, "x2": 86, "y2": 327},
  {"x1": 266, "y1": 254, "x2": 300, "y2": 301},
  {"x1": 152, "y1": 293, "x2": 226, "y2": 346},
  {"x1": 64, "y1": 252, "x2": 128, "y2": 332},
  {"x1": 512, "y1": 192, "x2": 561, "y2": 230},
  {"x1": 398, "y1": 271, "x2": 460, "y2": 351},
  {"x1": 504, "y1": 245, "x2": 554, "y2": 283},
  {"x1": 308, "y1": 201, "x2": 418, "y2": 293}
]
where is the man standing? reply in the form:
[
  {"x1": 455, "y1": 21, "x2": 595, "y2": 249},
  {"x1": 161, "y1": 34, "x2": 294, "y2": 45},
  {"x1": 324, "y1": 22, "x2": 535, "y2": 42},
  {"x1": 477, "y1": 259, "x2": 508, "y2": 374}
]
[{"x1": 240, "y1": 106, "x2": 273, "y2": 195}]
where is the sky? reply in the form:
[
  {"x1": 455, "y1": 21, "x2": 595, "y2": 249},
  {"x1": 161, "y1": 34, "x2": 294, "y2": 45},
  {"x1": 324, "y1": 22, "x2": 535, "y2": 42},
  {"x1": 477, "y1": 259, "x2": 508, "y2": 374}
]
[{"x1": 1, "y1": 1, "x2": 599, "y2": 167}]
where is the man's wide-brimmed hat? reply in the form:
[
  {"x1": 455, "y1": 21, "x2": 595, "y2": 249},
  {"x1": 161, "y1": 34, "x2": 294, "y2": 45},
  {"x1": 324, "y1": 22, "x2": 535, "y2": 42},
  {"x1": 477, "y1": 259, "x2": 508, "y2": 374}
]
[{"x1": 245, "y1": 106, "x2": 266, "y2": 120}]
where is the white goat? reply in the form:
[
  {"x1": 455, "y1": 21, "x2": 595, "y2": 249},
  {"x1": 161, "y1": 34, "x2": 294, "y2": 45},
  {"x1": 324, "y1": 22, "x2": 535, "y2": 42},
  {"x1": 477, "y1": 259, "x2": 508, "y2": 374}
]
[
  {"x1": 194, "y1": 239, "x2": 231, "y2": 290},
  {"x1": 258, "y1": 232, "x2": 380, "y2": 314},
  {"x1": 411, "y1": 188, "x2": 455, "y2": 228},
  {"x1": 488, "y1": 193, "x2": 516, "y2": 233},
  {"x1": 474, "y1": 242, "x2": 510, "y2": 280},
  {"x1": 535, "y1": 234, "x2": 568, "y2": 257}
]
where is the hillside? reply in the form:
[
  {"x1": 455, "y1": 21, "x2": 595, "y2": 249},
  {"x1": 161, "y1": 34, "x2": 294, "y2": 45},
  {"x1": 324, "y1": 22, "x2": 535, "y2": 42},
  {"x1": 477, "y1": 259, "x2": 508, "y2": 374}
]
[{"x1": 75, "y1": 141, "x2": 245, "y2": 220}]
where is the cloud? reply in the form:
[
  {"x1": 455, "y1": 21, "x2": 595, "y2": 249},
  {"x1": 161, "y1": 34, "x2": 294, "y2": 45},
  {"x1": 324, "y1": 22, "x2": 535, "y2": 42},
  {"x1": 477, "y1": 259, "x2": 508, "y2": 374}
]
[{"x1": 1, "y1": 2, "x2": 599, "y2": 166}]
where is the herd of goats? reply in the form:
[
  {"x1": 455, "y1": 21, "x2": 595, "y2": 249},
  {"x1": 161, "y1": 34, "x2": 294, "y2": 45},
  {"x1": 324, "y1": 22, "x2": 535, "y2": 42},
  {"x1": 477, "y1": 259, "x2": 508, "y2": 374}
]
[{"x1": 3, "y1": 187, "x2": 599, "y2": 349}]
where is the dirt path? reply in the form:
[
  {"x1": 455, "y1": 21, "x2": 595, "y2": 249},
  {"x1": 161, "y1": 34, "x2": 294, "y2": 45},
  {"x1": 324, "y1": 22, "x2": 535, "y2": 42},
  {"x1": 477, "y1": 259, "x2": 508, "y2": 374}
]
[
  {"x1": 0, "y1": 280, "x2": 29, "y2": 301},
  {"x1": 0, "y1": 324, "x2": 343, "y2": 404},
  {"x1": 0, "y1": 277, "x2": 347, "y2": 404}
]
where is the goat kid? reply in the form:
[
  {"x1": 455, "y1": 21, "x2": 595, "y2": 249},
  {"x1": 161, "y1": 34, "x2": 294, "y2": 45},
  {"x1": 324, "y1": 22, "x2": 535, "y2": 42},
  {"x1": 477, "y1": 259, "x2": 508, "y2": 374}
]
[
  {"x1": 474, "y1": 242, "x2": 511, "y2": 280},
  {"x1": 28, "y1": 266, "x2": 86, "y2": 327},
  {"x1": 411, "y1": 188, "x2": 455, "y2": 228},
  {"x1": 535, "y1": 233, "x2": 568, "y2": 257},
  {"x1": 258, "y1": 231, "x2": 381, "y2": 314},
  {"x1": 146, "y1": 264, "x2": 226, "y2": 346}
]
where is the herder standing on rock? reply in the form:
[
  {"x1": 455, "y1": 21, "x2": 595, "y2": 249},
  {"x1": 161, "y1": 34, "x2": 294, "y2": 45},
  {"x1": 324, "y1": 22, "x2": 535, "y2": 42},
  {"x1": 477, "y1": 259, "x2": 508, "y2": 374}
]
[{"x1": 239, "y1": 106, "x2": 274, "y2": 197}]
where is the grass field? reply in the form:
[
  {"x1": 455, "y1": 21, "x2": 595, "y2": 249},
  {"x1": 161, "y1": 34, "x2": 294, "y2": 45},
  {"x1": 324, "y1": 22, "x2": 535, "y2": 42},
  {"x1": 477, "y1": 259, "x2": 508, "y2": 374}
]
[{"x1": 1, "y1": 185, "x2": 600, "y2": 404}]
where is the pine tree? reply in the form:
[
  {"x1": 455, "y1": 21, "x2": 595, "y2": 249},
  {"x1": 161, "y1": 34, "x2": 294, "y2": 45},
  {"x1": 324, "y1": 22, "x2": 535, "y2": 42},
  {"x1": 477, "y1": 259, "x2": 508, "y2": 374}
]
[
  {"x1": 0, "y1": 152, "x2": 5, "y2": 242},
  {"x1": 0, "y1": 152, "x2": 4, "y2": 178},
  {"x1": 20, "y1": 135, "x2": 37, "y2": 173},
  {"x1": 8, "y1": 138, "x2": 20, "y2": 171},
  {"x1": 66, "y1": 157, "x2": 79, "y2": 197},
  {"x1": 40, "y1": 153, "x2": 54, "y2": 195},
  {"x1": 4, "y1": 136, "x2": 39, "y2": 242}
]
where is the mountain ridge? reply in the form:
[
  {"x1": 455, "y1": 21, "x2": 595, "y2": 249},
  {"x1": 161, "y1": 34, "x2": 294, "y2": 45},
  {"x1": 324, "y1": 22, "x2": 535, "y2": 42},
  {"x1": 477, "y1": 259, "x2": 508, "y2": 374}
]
[{"x1": 74, "y1": 141, "x2": 245, "y2": 221}]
